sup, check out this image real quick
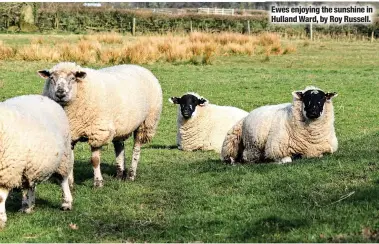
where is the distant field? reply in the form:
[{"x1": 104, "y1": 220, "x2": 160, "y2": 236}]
[{"x1": 0, "y1": 34, "x2": 379, "y2": 242}]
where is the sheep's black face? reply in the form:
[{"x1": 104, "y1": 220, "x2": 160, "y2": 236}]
[
  {"x1": 295, "y1": 89, "x2": 337, "y2": 120},
  {"x1": 302, "y1": 89, "x2": 326, "y2": 119},
  {"x1": 169, "y1": 94, "x2": 207, "y2": 119},
  {"x1": 38, "y1": 70, "x2": 86, "y2": 105}
]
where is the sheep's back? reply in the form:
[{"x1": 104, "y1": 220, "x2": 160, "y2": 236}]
[
  {"x1": 243, "y1": 103, "x2": 290, "y2": 149},
  {"x1": 206, "y1": 105, "x2": 248, "y2": 152},
  {"x1": 87, "y1": 65, "x2": 162, "y2": 136},
  {"x1": 0, "y1": 95, "x2": 70, "y2": 188}
]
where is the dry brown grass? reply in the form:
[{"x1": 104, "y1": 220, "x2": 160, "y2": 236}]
[
  {"x1": 81, "y1": 31, "x2": 123, "y2": 44},
  {"x1": 16, "y1": 44, "x2": 60, "y2": 62},
  {"x1": 30, "y1": 37, "x2": 45, "y2": 45},
  {"x1": 0, "y1": 32, "x2": 295, "y2": 65},
  {"x1": 258, "y1": 32, "x2": 281, "y2": 46},
  {"x1": 283, "y1": 45, "x2": 297, "y2": 55},
  {"x1": 0, "y1": 41, "x2": 14, "y2": 60}
]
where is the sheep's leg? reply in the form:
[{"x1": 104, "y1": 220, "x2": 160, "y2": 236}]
[
  {"x1": 20, "y1": 186, "x2": 35, "y2": 214},
  {"x1": 61, "y1": 176, "x2": 73, "y2": 211},
  {"x1": 128, "y1": 112, "x2": 159, "y2": 181},
  {"x1": 0, "y1": 188, "x2": 9, "y2": 229},
  {"x1": 113, "y1": 141, "x2": 126, "y2": 179},
  {"x1": 276, "y1": 156, "x2": 292, "y2": 164},
  {"x1": 68, "y1": 150, "x2": 74, "y2": 190},
  {"x1": 128, "y1": 141, "x2": 141, "y2": 181},
  {"x1": 68, "y1": 167, "x2": 74, "y2": 190},
  {"x1": 91, "y1": 147, "x2": 103, "y2": 187}
]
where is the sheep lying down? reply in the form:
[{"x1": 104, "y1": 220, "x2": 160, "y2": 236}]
[
  {"x1": 0, "y1": 95, "x2": 74, "y2": 228},
  {"x1": 221, "y1": 86, "x2": 338, "y2": 164},
  {"x1": 169, "y1": 92, "x2": 248, "y2": 153}
]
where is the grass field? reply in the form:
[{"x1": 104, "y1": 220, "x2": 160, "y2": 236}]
[{"x1": 0, "y1": 35, "x2": 379, "y2": 242}]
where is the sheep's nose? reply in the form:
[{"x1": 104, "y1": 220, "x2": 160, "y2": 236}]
[
  {"x1": 183, "y1": 110, "x2": 190, "y2": 115},
  {"x1": 56, "y1": 89, "x2": 66, "y2": 99}
]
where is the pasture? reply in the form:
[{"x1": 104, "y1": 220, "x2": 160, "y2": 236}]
[{"x1": 0, "y1": 34, "x2": 379, "y2": 242}]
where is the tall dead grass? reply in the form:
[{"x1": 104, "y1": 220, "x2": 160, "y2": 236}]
[
  {"x1": 80, "y1": 31, "x2": 123, "y2": 44},
  {"x1": 0, "y1": 32, "x2": 296, "y2": 65},
  {"x1": 0, "y1": 41, "x2": 14, "y2": 60}
]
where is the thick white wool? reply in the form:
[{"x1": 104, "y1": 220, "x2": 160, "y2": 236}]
[
  {"x1": 221, "y1": 87, "x2": 338, "y2": 163},
  {"x1": 175, "y1": 95, "x2": 248, "y2": 153}
]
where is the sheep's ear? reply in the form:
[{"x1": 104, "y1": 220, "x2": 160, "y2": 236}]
[
  {"x1": 38, "y1": 70, "x2": 50, "y2": 79},
  {"x1": 75, "y1": 71, "x2": 87, "y2": 80},
  {"x1": 326, "y1": 92, "x2": 338, "y2": 100},
  {"x1": 198, "y1": 98, "x2": 208, "y2": 107},
  {"x1": 292, "y1": 91, "x2": 303, "y2": 100},
  {"x1": 169, "y1": 97, "x2": 180, "y2": 104}
]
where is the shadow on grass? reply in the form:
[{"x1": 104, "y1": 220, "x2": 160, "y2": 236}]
[
  {"x1": 188, "y1": 158, "x2": 297, "y2": 175},
  {"x1": 233, "y1": 216, "x2": 309, "y2": 242},
  {"x1": 73, "y1": 160, "x2": 117, "y2": 185},
  {"x1": 6, "y1": 188, "x2": 62, "y2": 213},
  {"x1": 145, "y1": 144, "x2": 178, "y2": 150}
]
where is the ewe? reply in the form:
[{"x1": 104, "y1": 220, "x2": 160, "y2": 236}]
[
  {"x1": 221, "y1": 86, "x2": 338, "y2": 164},
  {"x1": 0, "y1": 95, "x2": 73, "y2": 228},
  {"x1": 39, "y1": 62, "x2": 162, "y2": 187},
  {"x1": 169, "y1": 92, "x2": 248, "y2": 153}
]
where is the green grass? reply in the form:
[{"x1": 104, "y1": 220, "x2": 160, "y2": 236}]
[{"x1": 0, "y1": 37, "x2": 379, "y2": 242}]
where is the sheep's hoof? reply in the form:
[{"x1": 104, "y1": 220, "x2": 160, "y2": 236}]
[
  {"x1": 93, "y1": 179, "x2": 104, "y2": 188},
  {"x1": 0, "y1": 213, "x2": 6, "y2": 229},
  {"x1": 20, "y1": 207, "x2": 34, "y2": 214},
  {"x1": 127, "y1": 176, "x2": 136, "y2": 181},
  {"x1": 127, "y1": 169, "x2": 136, "y2": 181},
  {"x1": 0, "y1": 221, "x2": 5, "y2": 230},
  {"x1": 127, "y1": 174, "x2": 136, "y2": 181},
  {"x1": 61, "y1": 203, "x2": 72, "y2": 211},
  {"x1": 116, "y1": 170, "x2": 126, "y2": 180}
]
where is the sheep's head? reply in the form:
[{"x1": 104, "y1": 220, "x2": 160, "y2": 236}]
[
  {"x1": 38, "y1": 62, "x2": 86, "y2": 106},
  {"x1": 292, "y1": 86, "x2": 337, "y2": 120},
  {"x1": 169, "y1": 92, "x2": 208, "y2": 119}
]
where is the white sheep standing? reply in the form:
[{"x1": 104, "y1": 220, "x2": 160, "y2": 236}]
[
  {"x1": 0, "y1": 95, "x2": 74, "y2": 228},
  {"x1": 39, "y1": 62, "x2": 162, "y2": 187},
  {"x1": 169, "y1": 92, "x2": 248, "y2": 153},
  {"x1": 221, "y1": 86, "x2": 338, "y2": 164}
]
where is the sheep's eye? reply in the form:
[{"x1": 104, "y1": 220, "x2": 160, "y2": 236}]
[{"x1": 70, "y1": 76, "x2": 76, "y2": 81}]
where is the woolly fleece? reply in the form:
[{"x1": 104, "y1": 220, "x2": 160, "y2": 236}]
[
  {"x1": 175, "y1": 93, "x2": 248, "y2": 153},
  {"x1": 43, "y1": 62, "x2": 162, "y2": 148},
  {"x1": 0, "y1": 95, "x2": 73, "y2": 189},
  {"x1": 221, "y1": 86, "x2": 338, "y2": 163}
]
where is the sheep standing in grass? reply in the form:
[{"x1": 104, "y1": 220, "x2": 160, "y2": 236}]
[
  {"x1": 221, "y1": 86, "x2": 338, "y2": 164},
  {"x1": 39, "y1": 62, "x2": 162, "y2": 187},
  {"x1": 169, "y1": 92, "x2": 248, "y2": 153},
  {"x1": 0, "y1": 95, "x2": 73, "y2": 228}
]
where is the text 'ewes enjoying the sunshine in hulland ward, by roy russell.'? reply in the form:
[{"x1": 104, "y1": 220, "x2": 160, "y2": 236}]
[{"x1": 270, "y1": 5, "x2": 375, "y2": 24}]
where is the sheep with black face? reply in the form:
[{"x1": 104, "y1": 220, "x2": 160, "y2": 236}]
[
  {"x1": 169, "y1": 92, "x2": 248, "y2": 153},
  {"x1": 221, "y1": 86, "x2": 338, "y2": 164}
]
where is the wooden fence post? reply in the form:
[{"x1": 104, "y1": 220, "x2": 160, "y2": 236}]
[
  {"x1": 190, "y1": 20, "x2": 193, "y2": 33},
  {"x1": 310, "y1": 22, "x2": 313, "y2": 41},
  {"x1": 132, "y1": 17, "x2": 136, "y2": 36},
  {"x1": 371, "y1": 31, "x2": 374, "y2": 42},
  {"x1": 247, "y1": 20, "x2": 251, "y2": 35}
]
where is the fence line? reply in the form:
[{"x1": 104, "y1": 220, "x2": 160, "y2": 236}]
[{"x1": 198, "y1": 8, "x2": 234, "y2": 16}]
